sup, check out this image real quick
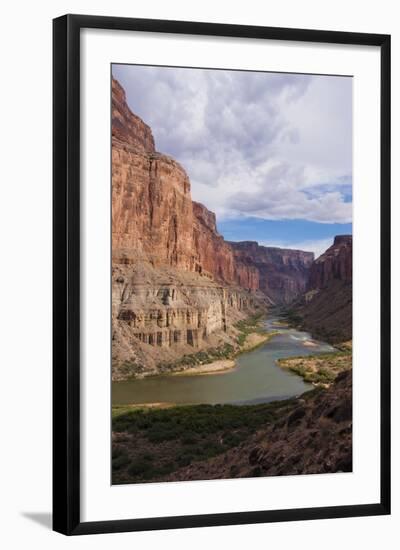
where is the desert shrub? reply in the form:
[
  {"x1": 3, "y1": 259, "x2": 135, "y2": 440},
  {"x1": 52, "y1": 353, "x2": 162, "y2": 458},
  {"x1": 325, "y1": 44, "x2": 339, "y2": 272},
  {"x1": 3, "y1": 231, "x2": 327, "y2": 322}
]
[
  {"x1": 153, "y1": 462, "x2": 175, "y2": 477},
  {"x1": 112, "y1": 454, "x2": 130, "y2": 471},
  {"x1": 181, "y1": 435, "x2": 198, "y2": 445},
  {"x1": 112, "y1": 446, "x2": 127, "y2": 459},
  {"x1": 127, "y1": 457, "x2": 153, "y2": 477},
  {"x1": 223, "y1": 433, "x2": 243, "y2": 447}
]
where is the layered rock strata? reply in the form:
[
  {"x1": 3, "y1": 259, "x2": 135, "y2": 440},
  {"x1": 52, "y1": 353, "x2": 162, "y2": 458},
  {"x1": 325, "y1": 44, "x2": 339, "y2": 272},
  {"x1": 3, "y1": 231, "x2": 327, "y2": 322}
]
[
  {"x1": 294, "y1": 235, "x2": 353, "y2": 344},
  {"x1": 192, "y1": 202, "x2": 259, "y2": 290},
  {"x1": 307, "y1": 235, "x2": 352, "y2": 290},
  {"x1": 229, "y1": 241, "x2": 314, "y2": 304},
  {"x1": 112, "y1": 262, "x2": 264, "y2": 378}
]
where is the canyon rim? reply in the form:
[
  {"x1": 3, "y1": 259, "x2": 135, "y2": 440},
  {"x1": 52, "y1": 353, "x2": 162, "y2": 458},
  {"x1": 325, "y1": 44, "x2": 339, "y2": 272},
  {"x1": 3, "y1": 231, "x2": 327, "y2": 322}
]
[{"x1": 111, "y1": 65, "x2": 353, "y2": 485}]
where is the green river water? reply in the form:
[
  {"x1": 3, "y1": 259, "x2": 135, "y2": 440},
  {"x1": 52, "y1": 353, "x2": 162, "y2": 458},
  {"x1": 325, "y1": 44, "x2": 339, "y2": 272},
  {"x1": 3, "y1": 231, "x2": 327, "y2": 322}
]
[{"x1": 112, "y1": 317, "x2": 335, "y2": 406}]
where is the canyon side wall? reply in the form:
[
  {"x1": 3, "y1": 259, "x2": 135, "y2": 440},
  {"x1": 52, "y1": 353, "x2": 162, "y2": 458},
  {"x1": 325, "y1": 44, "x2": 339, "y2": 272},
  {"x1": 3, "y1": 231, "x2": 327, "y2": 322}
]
[
  {"x1": 293, "y1": 235, "x2": 353, "y2": 344},
  {"x1": 112, "y1": 79, "x2": 259, "y2": 290},
  {"x1": 307, "y1": 235, "x2": 352, "y2": 290},
  {"x1": 192, "y1": 202, "x2": 260, "y2": 291},
  {"x1": 229, "y1": 241, "x2": 314, "y2": 304}
]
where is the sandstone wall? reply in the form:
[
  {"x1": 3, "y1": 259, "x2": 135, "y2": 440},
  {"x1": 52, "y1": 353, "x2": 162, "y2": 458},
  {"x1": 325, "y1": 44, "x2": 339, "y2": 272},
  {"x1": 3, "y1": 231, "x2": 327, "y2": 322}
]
[
  {"x1": 112, "y1": 147, "x2": 194, "y2": 268},
  {"x1": 229, "y1": 241, "x2": 314, "y2": 304},
  {"x1": 295, "y1": 235, "x2": 353, "y2": 344},
  {"x1": 114, "y1": 271, "x2": 255, "y2": 351},
  {"x1": 307, "y1": 235, "x2": 352, "y2": 290},
  {"x1": 192, "y1": 202, "x2": 260, "y2": 290},
  {"x1": 112, "y1": 78, "x2": 155, "y2": 153}
]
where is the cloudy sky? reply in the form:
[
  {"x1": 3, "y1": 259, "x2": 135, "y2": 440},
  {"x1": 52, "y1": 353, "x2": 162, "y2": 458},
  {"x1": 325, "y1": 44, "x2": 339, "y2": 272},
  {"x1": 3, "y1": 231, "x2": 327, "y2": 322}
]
[{"x1": 112, "y1": 64, "x2": 352, "y2": 257}]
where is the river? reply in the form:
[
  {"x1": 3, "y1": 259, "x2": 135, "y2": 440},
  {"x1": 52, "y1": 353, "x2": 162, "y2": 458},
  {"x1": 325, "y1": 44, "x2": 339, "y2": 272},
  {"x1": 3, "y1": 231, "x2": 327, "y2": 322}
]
[{"x1": 112, "y1": 317, "x2": 335, "y2": 406}]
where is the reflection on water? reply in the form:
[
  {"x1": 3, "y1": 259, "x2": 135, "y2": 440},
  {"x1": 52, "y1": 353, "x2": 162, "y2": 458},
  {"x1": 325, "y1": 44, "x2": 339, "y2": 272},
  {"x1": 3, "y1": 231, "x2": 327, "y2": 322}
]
[{"x1": 112, "y1": 317, "x2": 335, "y2": 406}]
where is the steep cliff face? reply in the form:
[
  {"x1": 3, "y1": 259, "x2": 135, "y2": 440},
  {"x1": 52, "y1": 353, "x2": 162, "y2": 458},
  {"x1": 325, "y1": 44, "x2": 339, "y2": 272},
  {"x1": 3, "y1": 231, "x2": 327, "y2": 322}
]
[
  {"x1": 192, "y1": 202, "x2": 260, "y2": 290},
  {"x1": 112, "y1": 85, "x2": 245, "y2": 287},
  {"x1": 112, "y1": 78, "x2": 155, "y2": 153},
  {"x1": 293, "y1": 235, "x2": 352, "y2": 344},
  {"x1": 112, "y1": 262, "x2": 263, "y2": 378},
  {"x1": 308, "y1": 235, "x2": 352, "y2": 290},
  {"x1": 112, "y1": 148, "x2": 194, "y2": 267},
  {"x1": 229, "y1": 241, "x2": 314, "y2": 304}
]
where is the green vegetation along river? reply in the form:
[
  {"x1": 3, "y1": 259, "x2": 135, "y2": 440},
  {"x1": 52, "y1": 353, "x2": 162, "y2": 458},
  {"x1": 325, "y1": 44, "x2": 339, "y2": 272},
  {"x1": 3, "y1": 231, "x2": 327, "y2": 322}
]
[{"x1": 112, "y1": 317, "x2": 335, "y2": 406}]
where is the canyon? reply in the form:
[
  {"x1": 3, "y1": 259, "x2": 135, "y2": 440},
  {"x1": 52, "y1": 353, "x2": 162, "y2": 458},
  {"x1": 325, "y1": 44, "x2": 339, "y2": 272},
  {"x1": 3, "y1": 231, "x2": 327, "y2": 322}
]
[
  {"x1": 111, "y1": 75, "x2": 353, "y2": 485},
  {"x1": 112, "y1": 76, "x2": 334, "y2": 379}
]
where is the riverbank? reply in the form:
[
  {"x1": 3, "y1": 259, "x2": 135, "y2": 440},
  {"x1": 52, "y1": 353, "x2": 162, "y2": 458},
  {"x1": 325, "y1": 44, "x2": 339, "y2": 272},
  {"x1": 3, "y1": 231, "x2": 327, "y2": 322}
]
[
  {"x1": 277, "y1": 343, "x2": 352, "y2": 387},
  {"x1": 112, "y1": 394, "x2": 300, "y2": 483},
  {"x1": 280, "y1": 304, "x2": 352, "y2": 346},
  {"x1": 147, "y1": 313, "x2": 276, "y2": 378},
  {"x1": 150, "y1": 329, "x2": 277, "y2": 378},
  {"x1": 170, "y1": 359, "x2": 236, "y2": 376},
  {"x1": 166, "y1": 314, "x2": 278, "y2": 375}
]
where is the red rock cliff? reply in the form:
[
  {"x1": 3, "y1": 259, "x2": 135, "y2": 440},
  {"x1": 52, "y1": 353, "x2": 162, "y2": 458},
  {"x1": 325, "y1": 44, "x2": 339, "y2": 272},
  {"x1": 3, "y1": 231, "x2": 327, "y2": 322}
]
[
  {"x1": 112, "y1": 77, "x2": 260, "y2": 291},
  {"x1": 192, "y1": 202, "x2": 259, "y2": 290},
  {"x1": 112, "y1": 76, "x2": 312, "y2": 302},
  {"x1": 229, "y1": 241, "x2": 314, "y2": 304},
  {"x1": 112, "y1": 147, "x2": 195, "y2": 267},
  {"x1": 308, "y1": 235, "x2": 352, "y2": 290},
  {"x1": 112, "y1": 78, "x2": 155, "y2": 153},
  {"x1": 294, "y1": 235, "x2": 353, "y2": 344}
]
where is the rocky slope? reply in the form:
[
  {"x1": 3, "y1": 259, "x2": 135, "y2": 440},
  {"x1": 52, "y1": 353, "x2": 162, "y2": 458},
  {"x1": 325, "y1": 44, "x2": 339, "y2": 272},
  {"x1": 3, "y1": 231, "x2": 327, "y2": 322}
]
[
  {"x1": 112, "y1": 261, "x2": 266, "y2": 378},
  {"x1": 111, "y1": 77, "x2": 314, "y2": 377},
  {"x1": 163, "y1": 369, "x2": 352, "y2": 481},
  {"x1": 290, "y1": 235, "x2": 352, "y2": 344},
  {"x1": 230, "y1": 241, "x2": 314, "y2": 304}
]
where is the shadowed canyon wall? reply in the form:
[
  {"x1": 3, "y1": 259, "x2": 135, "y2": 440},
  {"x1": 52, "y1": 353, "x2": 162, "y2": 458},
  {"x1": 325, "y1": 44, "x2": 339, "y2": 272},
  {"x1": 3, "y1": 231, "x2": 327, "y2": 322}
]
[
  {"x1": 293, "y1": 235, "x2": 353, "y2": 344},
  {"x1": 307, "y1": 235, "x2": 352, "y2": 290},
  {"x1": 229, "y1": 241, "x2": 314, "y2": 304}
]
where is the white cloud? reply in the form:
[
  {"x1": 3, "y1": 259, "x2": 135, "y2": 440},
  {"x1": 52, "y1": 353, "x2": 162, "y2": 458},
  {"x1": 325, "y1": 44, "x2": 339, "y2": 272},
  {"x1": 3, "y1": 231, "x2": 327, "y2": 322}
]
[{"x1": 113, "y1": 65, "x2": 352, "y2": 224}]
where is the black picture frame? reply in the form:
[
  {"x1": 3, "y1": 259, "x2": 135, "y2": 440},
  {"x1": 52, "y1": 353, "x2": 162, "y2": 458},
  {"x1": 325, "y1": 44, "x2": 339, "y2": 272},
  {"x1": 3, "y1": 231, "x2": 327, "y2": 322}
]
[{"x1": 53, "y1": 13, "x2": 391, "y2": 535}]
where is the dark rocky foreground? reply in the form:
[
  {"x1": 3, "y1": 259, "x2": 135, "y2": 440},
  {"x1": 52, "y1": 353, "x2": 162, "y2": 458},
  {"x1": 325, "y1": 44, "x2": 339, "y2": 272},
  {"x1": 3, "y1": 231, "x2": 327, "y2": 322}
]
[
  {"x1": 112, "y1": 369, "x2": 352, "y2": 484},
  {"x1": 169, "y1": 371, "x2": 352, "y2": 480},
  {"x1": 166, "y1": 369, "x2": 352, "y2": 481}
]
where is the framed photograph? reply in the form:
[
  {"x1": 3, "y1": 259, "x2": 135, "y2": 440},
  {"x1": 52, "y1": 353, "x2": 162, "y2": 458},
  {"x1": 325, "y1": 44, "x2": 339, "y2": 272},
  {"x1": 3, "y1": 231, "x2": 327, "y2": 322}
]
[{"x1": 53, "y1": 14, "x2": 390, "y2": 535}]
